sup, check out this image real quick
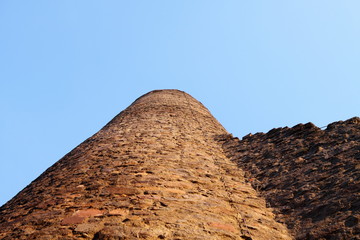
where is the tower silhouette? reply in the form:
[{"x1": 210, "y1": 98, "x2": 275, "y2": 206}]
[{"x1": 0, "y1": 90, "x2": 291, "y2": 239}]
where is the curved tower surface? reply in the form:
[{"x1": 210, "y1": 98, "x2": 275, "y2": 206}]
[{"x1": 0, "y1": 90, "x2": 291, "y2": 240}]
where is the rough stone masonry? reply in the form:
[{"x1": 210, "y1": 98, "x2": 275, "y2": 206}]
[
  {"x1": 0, "y1": 90, "x2": 290, "y2": 239},
  {"x1": 0, "y1": 89, "x2": 358, "y2": 240}
]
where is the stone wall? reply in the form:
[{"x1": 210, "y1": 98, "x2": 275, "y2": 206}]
[
  {"x1": 220, "y1": 117, "x2": 360, "y2": 239},
  {"x1": 0, "y1": 90, "x2": 291, "y2": 240}
]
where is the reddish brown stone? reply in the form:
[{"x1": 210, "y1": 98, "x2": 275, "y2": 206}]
[
  {"x1": 61, "y1": 209, "x2": 104, "y2": 225},
  {"x1": 103, "y1": 186, "x2": 140, "y2": 196},
  {"x1": 108, "y1": 209, "x2": 129, "y2": 216},
  {"x1": 208, "y1": 222, "x2": 237, "y2": 232},
  {"x1": 74, "y1": 209, "x2": 104, "y2": 218},
  {"x1": 61, "y1": 215, "x2": 85, "y2": 225},
  {"x1": 132, "y1": 210, "x2": 151, "y2": 216}
]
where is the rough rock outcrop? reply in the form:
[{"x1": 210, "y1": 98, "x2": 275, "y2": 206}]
[
  {"x1": 0, "y1": 90, "x2": 291, "y2": 240},
  {"x1": 220, "y1": 117, "x2": 360, "y2": 239}
]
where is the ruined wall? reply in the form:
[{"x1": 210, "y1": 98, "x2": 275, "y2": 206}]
[
  {"x1": 220, "y1": 117, "x2": 360, "y2": 240},
  {"x1": 0, "y1": 90, "x2": 291, "y2": 240}
]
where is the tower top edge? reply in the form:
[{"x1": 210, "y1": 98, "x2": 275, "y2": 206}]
[{"x1": 132, "y1": 89, "x2": 187, "y2": 102}]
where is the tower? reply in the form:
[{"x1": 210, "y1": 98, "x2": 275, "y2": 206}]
[{"x1": 0, "y1": 90, "x2": 291, "y2": 239}]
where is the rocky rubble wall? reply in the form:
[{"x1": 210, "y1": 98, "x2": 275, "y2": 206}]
[{"x1": 219, "y1": 117, "x2": 360, "y2": 240}]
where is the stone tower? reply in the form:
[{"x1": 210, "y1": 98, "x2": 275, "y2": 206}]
[{"x1": 0, "y1": 90, "x2": 291, "y2": 239}]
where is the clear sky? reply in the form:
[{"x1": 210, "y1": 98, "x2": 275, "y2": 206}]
[{"x1": 1, "y1": 1, "x2": 359, "y2": 206}]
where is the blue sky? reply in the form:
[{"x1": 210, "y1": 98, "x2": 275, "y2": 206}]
[{"x1": 1, "y1": 1, "x2": 359, "y2": 206}]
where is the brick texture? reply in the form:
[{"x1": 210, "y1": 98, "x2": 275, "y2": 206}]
[
  {"x1": 220, "y1": 118, "x2": 360, "y2": 239},
  {"x1": 0, "y1": 90, "x2": 291, "y2": 240}
]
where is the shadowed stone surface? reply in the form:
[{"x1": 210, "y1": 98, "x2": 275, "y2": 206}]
[
  {"x1": 220, "y1": 117, "x2": 360, "y2": 239},
  {"x1": 0, "y1": 90, "x2": 291, "y2": 240}
]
